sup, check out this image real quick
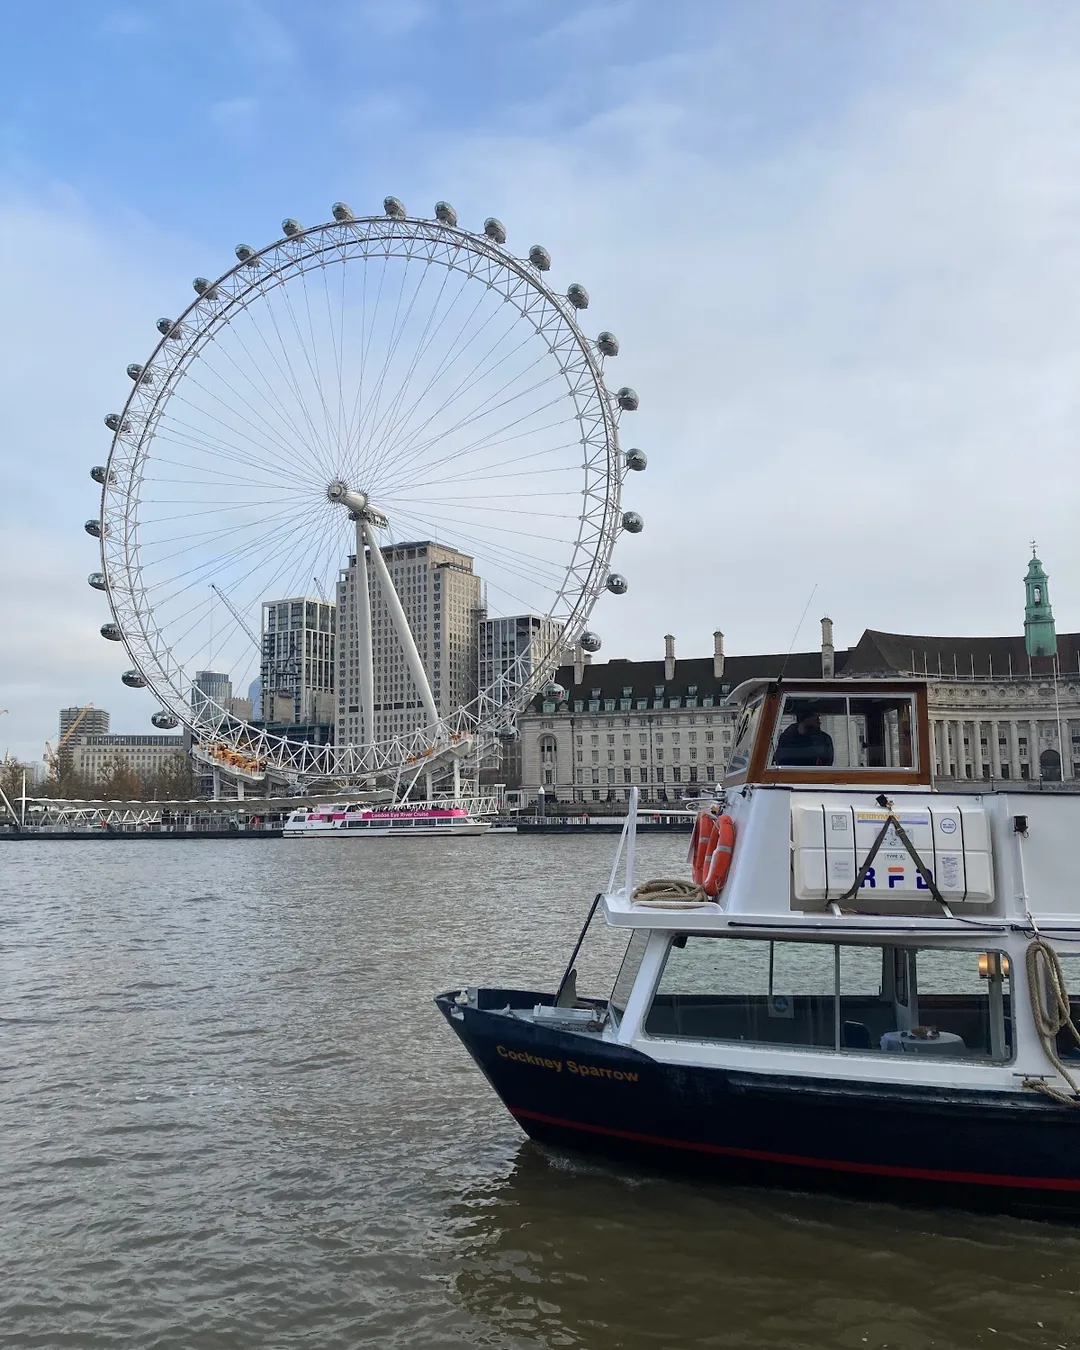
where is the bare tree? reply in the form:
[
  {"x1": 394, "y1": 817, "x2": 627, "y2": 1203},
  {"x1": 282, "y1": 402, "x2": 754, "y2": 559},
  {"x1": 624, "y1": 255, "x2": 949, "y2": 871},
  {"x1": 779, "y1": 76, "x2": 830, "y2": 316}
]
[
  {"x1": 100, "y1": 751, "x2": 142, "y2": 801},
  {"x1": 148, "y1": 752, "x2": 197, "y2": 800}
]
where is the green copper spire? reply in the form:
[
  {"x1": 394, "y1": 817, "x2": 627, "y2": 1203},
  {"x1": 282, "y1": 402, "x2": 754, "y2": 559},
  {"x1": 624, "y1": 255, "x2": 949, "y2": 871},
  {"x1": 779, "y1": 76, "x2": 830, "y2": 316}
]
[{"x1": 1024, "y1": 543, "x2": 1057, "y2": 659}]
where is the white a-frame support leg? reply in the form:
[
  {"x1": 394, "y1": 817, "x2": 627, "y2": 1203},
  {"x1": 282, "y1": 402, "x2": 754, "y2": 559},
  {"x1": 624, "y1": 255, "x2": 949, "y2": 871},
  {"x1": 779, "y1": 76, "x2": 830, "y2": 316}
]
[
  {"x1": 361, "y1": 520, "x2": 440, "y2": 732},
  {"x1": 354, "y1": 520, "x2": 375, "y2": 766}
]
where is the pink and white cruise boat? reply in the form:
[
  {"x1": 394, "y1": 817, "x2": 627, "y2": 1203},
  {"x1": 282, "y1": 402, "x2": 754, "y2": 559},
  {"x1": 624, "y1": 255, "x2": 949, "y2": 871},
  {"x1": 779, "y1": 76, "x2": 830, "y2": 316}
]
[{"x1": 283, "y1": 803, "x2": 491, "y2": 839}]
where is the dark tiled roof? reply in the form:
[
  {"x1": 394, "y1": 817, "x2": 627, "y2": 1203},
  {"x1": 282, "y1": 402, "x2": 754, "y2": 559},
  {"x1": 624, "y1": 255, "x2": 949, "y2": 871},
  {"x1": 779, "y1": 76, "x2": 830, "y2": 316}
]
[
  {"x1": 531, "y1": 648, "x2": 843, "y2": 710},
  {"x1": 846, "y1": 629, "x2": 1080, "y2": 680}
]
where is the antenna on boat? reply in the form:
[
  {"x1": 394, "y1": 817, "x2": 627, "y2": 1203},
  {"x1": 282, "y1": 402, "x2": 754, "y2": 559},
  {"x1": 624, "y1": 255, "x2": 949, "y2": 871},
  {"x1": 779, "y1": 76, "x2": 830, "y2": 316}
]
[{"x1": 777, "y1": 583, "x2": 818, "y2": 683}]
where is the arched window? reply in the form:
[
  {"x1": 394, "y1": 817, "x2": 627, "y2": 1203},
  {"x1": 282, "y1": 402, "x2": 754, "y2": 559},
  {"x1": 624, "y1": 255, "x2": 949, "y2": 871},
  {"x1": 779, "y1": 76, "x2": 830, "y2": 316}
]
[{"x1": 1040, "y1": 748, "x2": 1061, "y2": 781}]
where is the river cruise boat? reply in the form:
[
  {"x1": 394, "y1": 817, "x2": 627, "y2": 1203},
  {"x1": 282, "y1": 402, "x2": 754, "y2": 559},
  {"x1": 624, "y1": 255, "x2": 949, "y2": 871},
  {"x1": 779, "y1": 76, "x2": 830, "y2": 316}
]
[
  {"x1": 438, "y1": 677, "x2": 1080, "y2": 1216},
  {"x1": 284, "y1": 803, "x2": 490, "y2": 838}
]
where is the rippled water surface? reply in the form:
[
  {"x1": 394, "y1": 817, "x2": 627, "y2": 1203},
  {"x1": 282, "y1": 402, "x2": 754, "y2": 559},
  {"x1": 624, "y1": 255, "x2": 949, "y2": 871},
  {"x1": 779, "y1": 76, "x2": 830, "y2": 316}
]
[{"x1": 3, "y1": 835, "x2": 1080, "y2": 1349}]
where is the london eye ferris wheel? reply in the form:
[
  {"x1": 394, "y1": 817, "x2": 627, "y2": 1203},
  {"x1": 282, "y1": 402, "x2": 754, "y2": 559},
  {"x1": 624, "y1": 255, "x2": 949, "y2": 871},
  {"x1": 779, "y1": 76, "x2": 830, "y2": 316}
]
[{"x1": 86, "y1": 197, "x2": 646, "y2": 792}]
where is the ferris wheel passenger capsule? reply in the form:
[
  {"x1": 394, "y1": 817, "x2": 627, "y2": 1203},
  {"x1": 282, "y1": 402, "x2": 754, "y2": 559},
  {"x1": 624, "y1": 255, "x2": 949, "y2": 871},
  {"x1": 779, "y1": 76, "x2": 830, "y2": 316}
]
[
  {"x1": 624, "y1": 447, "x2": 647, "y2": 471},
  {"x1": 90, "y1": 465, "x2": 111, "y2": 486},
  {"x1": 156, "y1": 318, "x2": 182, "y2": 339},
  {"x1": 234, "y1": 244, "x2": 257, "y2": 263},
  {"x1": 616, "y1": 387, "x2": 639, "y2": 411},
  {"x1": 122, "y1": 669, "x2": 146, "y2": 688},
  {"x1": 85, "y1": 518, "x2": 102, "y2": 537},
  {"x1": 87, "y1": 572, "x2": 107, "y2": 591},
  {"x1": 544, "y1": 682, "x2": 566, "y2": 701},
  {"x1": 622, "y1": 511, "x2": 644, "y2": 533},
  {"x1": 126, "y1": 363, "x2": 146, "y2": 382},
  {"x1": 606, "y1": 573, "x2": 628, "y2": 595},
  {"x1": 332, "y1": 202, "x2": 355, "y2": 222},
  {"x1": 435, "y1": 201, "x2": 458, "y2": 226},
  {"x1": 193, "y1": 277, "x2": 218, "y2": 298},
  {"x1": 566, "y1": 283, "x2": 589, "y2": 309},
  {"x1": 497, "y1": 725, "x2": 519, "y2": 742},
  {"x1": 596, "y1": 332, "x2": 619, "y2": 356},
  {"x1": 151, "y1": 710, "x2": 179, "y2": 729},
  {"x1": 483, "y1": 217, "x2": 507, "y2": 244},
  {"x1": 101, "y1": 622, "x2": 123, "y2": 641},
  {"x1": 281, "y1": 219, "x2": 303, "y2": 237},
  {"x1": 383, "y1": 197, "x2": 407, "y2": 220},
  {"x1": 528, "y1": 245, "x2": 551, "y2": 271},
  {"x1": 579, "y1": 630, "x2": 602, "y2": 653},
  {"x1": 104, "y1": 413, "x2": 125, "y2": 432}
]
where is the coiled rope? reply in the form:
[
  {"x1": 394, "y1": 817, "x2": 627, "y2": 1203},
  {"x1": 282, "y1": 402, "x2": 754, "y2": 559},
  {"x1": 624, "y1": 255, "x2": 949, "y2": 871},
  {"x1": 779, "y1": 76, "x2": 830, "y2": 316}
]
[
  {"x1": 630, "y1": 878, "x2": 712, "y2": 909},
  {"x1": 1024, "y1": 937, "x2": 1080, "y2": 1105}
]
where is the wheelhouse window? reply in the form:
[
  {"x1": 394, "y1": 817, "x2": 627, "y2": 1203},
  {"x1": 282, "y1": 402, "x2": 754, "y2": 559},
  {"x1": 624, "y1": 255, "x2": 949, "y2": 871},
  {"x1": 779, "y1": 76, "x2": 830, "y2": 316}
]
[
  {"x1": 643, "y1": 937, "x2": 1012, "y2": 1060},
  {"x1": 726, "y1": 695, "x2": 765, "y2": 774},
  {"x1": 770, "y1": 693, "x2": 917, "y2": 771}
]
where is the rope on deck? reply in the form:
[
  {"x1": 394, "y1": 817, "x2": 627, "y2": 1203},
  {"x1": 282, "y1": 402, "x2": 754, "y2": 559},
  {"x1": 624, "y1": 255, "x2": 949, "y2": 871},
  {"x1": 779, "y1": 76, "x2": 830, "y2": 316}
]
[
  {"x1": 629, "y1": 878, "x2": 712, "y2": 909},
  {"x1": 1023, "y1": 937, "x2": 1080, "y2": 1105}
]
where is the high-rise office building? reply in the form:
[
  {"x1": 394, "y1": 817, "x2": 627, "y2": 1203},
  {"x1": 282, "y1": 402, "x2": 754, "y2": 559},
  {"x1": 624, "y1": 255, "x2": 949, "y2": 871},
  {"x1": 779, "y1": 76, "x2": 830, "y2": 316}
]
[
  {"x1": 260, "y1": 597, "x2": 336, "y2": 726},
  {"x1": 478, "y1": 615, "x2": 563, "y2": 702},
  {"x1": 59, "y1": 707, "x2": 110, "y2": 740},
  {"x1": 191, "y1": 670, "x2": 232, "y2": 713},
  {"x1": 337, "y1": 540, "x2": 484, "y2": 746}
]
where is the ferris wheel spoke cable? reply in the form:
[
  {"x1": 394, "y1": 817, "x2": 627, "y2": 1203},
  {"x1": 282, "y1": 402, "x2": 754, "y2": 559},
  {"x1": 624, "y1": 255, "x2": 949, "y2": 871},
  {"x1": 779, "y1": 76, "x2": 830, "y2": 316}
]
[
  {"x1": 229, "y1": 299, "x2": 341, "y2": 469},
  {"x1": 208, "y1": 324, "x2": 334, "y2": 471},
  {"x1": 164, "y1": 395, "x2": 321, "y2": 487},
  {"x1": 385, "y1": 399, "x2": 575, "y2": 499},
  {"x1": 382, "y1": 427, "x2": 580, "y2": 496},
  {"x1": 371, "y1": 323, "x2": 558, "y2": 480},
  {"x1": 386, "y1": 505, "x2": 570, "y2": 588},
  {"x1": 357, "y1": 258, "x2": 466, "y2": 469},
  {"x1": 360, "y1": 288, "x2": 529, "y2": 482},
  {"x1": 182, "y1": 346, "x2": 327, "y2": 472},
  {"x1": 349, "y1": 257, "x2": 442, "y2": 466},
  {"x1": 252, "y1": 293, "x2": 340, "y2": 479},
  {"x1": 158, "y1": 507, "x2": 335, "y2": 663}
]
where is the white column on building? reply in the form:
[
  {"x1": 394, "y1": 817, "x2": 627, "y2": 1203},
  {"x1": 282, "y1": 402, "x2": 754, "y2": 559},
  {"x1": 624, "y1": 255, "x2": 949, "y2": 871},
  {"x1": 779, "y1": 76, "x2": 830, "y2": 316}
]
[
  {"x1": 971, "y1": 718, "x2": 983, "y2": 781},
  {"x1": 990, "y1": 719, "x2": 1002, "y2": 779},
  {"x1": 952, "y1": 719, "x2": 965, "y2": 780},
  {"x1": 1066, "y1": 719, "x2": 1076, "y2": 779},
  {"x1": 1008, "y1": 719, "x2": 1020, "y2": 780},
  {"x1": 1029, "y1": 718, "x2": 1039, "y2": 779},
  {"x1": 939, "y1": 719, "x2": 952, "y2": 778}
]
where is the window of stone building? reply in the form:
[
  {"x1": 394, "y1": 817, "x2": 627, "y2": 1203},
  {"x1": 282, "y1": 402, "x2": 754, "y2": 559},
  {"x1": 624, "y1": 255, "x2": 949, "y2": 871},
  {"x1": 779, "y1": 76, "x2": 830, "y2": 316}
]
[
  {"x1": 673, "y1": 766, "x2": 682, "y2": 782},
  {"x1": 655, "y1": 732, "x2": 664, "y2": 742},
  {"x1": 706, "y1": 764, "x2": 715, "y2": 779},
  {"x1": 608, "y1": 750, "x2": 615, "y2": 763},
  {"x1": 689, "y1": 767, "x2": 699, "y2": 782},
  {"x1": 639, "y1": 732, "x2": 647, "y2": 744},
  {"x1": 672, "y1": 730, "x2": 680, "y2": 743},
  {"x1": 624, "y1": 768, "x2": 632, "y2": 783},
  {"x1": 591, "y1": 751, "x2": 599, "y2": 763},
  {"x1": 690, "y1": 748, "x2": 698, "y2": 760},
  {"x1": 1021, "y1": 763, "x2": 1031, "y2": 779},
  {"x1": 607, "y1": 734, "x2": 615, "y2": 745},
  {"x1": 640, "y1": 748, "x2": 648, "y2": 761},
  {"x1": 608, "y1": 768, "x2": 616, "y2": 783},
  {"x1": 543, "y1": 769, "x2": 553, "y2": 785},
  {"x1": 688, "y1": 730, "x2": 697, "y2": 742},
  {"x1": 591, "y1": 734, "x2": 599, "y2": 746},
  {"x1": 591, "y1": 769, "x2": 599, "y2": 783},
  {"x1": 576, "y1": 750, "x2": 583, "y2": 763},
  {"x1": 623, "y1": 718, "x2": 632, "y2": 728},
  {"x1": 624, "y1": 749, "x2": 631, "y2": 761},
  {"x1": 657, "y1": 749, "x2": 664, "y2": 761},
  {"x1": 622, "y1": 732, "x2": 630, "y2": 743},
  {"x1": 706, "y1": 730, "x2": 714, "y2": 742}
]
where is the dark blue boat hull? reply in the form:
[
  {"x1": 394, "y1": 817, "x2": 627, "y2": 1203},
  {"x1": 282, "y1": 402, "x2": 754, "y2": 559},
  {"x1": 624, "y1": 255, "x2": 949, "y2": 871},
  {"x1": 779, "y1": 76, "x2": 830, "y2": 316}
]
[{"x1": 435, "y1": 988, "x2": 1080, "y2": 1217}]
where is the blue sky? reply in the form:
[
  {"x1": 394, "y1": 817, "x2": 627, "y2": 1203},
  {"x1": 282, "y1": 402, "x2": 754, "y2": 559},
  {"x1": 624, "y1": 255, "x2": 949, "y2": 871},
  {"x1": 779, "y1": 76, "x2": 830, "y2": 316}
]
[{"x1": 5, "y1": 1, "x2": 1080, "y2": 759}]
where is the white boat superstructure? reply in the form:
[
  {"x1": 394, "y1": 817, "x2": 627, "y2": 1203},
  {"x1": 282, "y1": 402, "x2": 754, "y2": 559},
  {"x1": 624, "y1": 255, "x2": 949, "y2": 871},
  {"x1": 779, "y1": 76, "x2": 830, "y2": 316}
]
[
  {"x1": 439, "y1": 676, "x2": 1080, "y2": 1216},
  {"x1": 284, "y1": 801, "x2": 491, "y2": 838}
]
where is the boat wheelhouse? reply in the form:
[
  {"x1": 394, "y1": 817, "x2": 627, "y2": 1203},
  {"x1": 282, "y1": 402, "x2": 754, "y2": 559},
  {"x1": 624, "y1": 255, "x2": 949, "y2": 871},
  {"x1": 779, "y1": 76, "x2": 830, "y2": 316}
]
[
  {"x1": 284, "y1": 802, "x2": 490, "y2": 838},
  {"x1": 438, "y1": 676, "x2": 1080, "y2": 1216}
]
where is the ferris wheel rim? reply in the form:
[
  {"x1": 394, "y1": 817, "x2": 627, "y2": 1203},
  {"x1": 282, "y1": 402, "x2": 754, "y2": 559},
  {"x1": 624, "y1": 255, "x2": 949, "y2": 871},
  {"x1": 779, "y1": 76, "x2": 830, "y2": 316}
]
[{"x1": 97, "y1": 209, "x2": 629, "y2": 782}]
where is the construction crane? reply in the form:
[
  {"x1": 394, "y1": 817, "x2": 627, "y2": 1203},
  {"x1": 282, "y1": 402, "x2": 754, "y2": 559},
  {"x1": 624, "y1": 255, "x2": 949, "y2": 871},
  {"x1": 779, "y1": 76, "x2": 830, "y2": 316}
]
[
  {"x1": 44, "y1": 703, "x2": 94, "y2": 773},
  {"x1": 210, "y1": 584, "x2": 261, "y2": 652},
  {"x1": 313, "y1": 575, "x2": 330, "y2": 604}
]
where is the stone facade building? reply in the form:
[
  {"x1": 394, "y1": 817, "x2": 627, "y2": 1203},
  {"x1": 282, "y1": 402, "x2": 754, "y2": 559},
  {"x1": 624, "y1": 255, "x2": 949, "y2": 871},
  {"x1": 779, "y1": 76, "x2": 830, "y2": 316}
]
[{"x1": 519, "y1": 551, "x2": 1080, "y2": 805}]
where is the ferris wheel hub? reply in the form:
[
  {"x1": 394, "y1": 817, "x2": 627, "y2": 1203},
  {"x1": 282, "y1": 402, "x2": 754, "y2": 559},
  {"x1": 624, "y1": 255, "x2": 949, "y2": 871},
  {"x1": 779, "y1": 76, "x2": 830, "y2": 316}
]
[{"x1": 327, "y1": 480, "x2": 389, "y2": 529}]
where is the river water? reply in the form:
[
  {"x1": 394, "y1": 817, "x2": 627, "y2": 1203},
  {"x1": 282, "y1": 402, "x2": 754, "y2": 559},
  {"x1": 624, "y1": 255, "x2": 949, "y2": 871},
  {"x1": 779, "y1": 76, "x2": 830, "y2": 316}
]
[{"x1": 3, "y1": 834, "x2": 1080, "y2": 1349}]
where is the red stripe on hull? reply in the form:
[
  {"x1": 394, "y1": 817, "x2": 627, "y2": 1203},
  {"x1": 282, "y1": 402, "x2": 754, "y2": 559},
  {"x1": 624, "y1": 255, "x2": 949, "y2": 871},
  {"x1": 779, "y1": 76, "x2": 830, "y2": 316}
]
[{"x1": 510, "y1": 1106, "x2": 1080, "y2": 1193}]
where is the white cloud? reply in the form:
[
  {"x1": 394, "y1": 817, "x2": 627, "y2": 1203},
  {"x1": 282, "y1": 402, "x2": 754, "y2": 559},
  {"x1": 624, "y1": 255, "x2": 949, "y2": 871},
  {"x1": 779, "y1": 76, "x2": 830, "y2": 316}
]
[
  {"x1": 208, "y1": 96, "x2": 261, "y2": 143},
  {"x1": 409, "y1": 28, "x2": 1080, "y2": 663}
]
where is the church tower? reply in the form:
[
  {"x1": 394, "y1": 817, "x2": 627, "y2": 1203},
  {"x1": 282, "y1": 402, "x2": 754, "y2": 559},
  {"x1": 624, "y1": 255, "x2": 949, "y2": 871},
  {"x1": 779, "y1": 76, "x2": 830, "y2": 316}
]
[{"x1": 1024, "y1": 545, "x2": 1057, "y2": 660}]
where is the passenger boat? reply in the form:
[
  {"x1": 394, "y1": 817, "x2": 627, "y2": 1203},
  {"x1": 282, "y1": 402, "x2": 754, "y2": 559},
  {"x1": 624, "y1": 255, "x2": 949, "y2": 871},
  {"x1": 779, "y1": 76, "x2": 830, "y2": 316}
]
[
  {"x1": 284, "y1": 802, "x2": 490, "y2": 838},
  {"x1": 437, "y1": 677, "x2": 1080, "y2": 1216}
]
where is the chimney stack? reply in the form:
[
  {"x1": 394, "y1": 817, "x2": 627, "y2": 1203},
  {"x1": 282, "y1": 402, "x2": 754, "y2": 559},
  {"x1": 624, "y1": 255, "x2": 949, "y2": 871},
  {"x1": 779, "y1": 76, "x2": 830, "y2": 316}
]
[
  {"x1": 820, "y1": 616, "x2": 835, "y2": 679},
  {"x1": 664, "y1": 633, "x2": 676, "y2": 681},
  {"x1": 713, "y1": 630, "x2": 725, "y2": 679},
  {"x1": 574, "y1": 644, "x2": 585, "y2": 686}
]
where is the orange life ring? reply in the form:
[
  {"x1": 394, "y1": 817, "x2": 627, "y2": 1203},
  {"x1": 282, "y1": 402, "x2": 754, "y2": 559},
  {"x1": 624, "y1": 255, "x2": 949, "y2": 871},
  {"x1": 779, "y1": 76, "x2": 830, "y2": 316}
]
[
  {"x1": 690, "y1": 809, "x2": 718, "y2": 886},
  {"x1": 703, "y1": 814, "x2": 736, "y2": 897}
]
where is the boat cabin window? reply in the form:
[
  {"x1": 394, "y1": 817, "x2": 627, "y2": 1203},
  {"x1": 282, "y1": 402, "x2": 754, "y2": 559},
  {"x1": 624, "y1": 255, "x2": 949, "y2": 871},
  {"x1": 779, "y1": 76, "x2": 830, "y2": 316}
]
[
  {"x1": 609, "y1": 930, "x2": 650, "y2": 1029},
  {"x1": 643, "y1": 937, "x2": 1012, "y2": 1060},
  {"x1": 726, "y1": 695, "x2": 765, "y2": 775},
  {"x1": 770, "y1": 693, "x2": 916, "y2": 771}
]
